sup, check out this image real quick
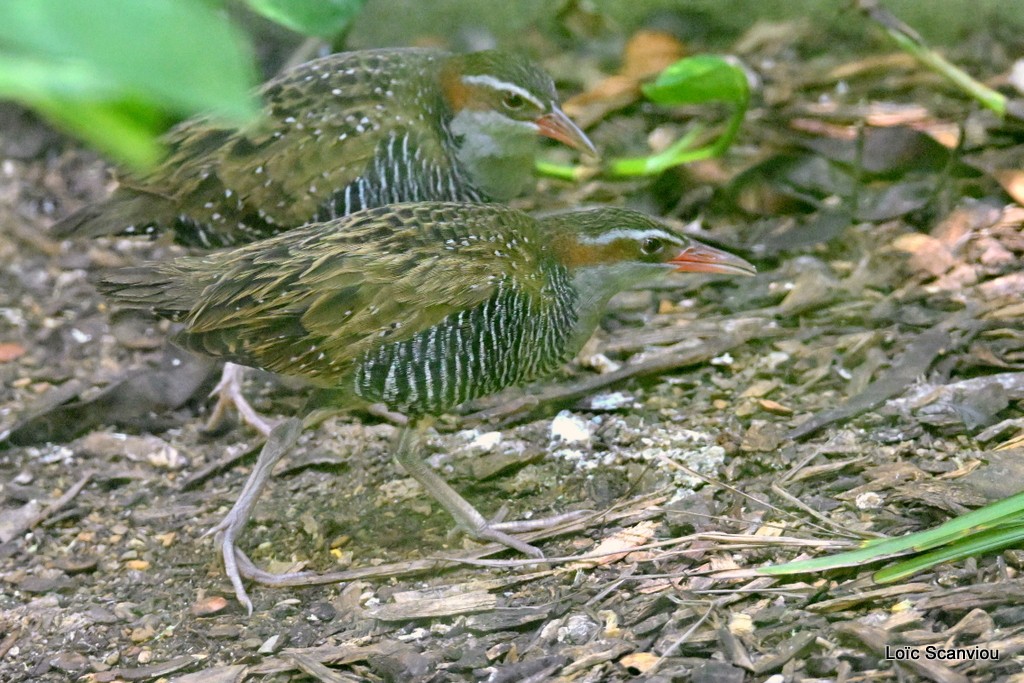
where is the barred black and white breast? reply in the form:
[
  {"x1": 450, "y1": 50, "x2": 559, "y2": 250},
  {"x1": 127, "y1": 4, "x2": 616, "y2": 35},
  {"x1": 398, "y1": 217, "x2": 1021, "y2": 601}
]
[{"x1": 99, "y1": 202, "x2": 755, "y2": 415}]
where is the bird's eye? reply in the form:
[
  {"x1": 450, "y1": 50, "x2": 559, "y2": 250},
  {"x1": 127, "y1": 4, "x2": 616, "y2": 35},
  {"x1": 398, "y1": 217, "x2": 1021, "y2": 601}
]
[
  {"x1": 641, "y1": 238, "x2": 664, "y2": 255},
  {"x1": 502, "y1": 93, "x2": 526, "y2": 110}
]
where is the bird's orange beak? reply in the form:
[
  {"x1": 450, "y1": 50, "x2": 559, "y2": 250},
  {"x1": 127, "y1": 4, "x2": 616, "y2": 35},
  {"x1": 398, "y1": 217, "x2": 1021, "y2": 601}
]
[
  {"x1": 669, "y1": 241, "x2": 757, "y2": 276},
  {"x1": 536, "y1": 107, "x2": 598, "y2": 157}
]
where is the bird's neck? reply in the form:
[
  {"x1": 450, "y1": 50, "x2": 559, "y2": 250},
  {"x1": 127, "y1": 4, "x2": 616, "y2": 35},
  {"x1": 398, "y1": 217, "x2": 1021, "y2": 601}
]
[
  {"x1": 447, "y1": 110, "x2": 539, "y2": 201},
  {"x1": 563, "y1": 264, "x2": 634, "y2": 355}
]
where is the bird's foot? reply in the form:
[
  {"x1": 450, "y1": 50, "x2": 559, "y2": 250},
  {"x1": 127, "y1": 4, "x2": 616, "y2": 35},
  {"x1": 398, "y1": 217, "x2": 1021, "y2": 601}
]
[
  {"x1": 395, "y1": 421, "x2": 588, "y2": 561},
  {"x1": 208, "y1": 529, "x2": 314, "y2": 615},
  {"x1": 203, "y1": 362, "x2": 277, "y2": 437},
  {"x1": 203, "y1": 418, "x2": 303, "y2": 614},
  {"x1": 205, "y1": 510, "x2": 255, "y2": 614},
  {"x1": 460, "y1": 522, "x2": 544, "y2": 558},
  {"x1": 487, "y1": 508, "x2": 591, "y2": 533},
  {"x1": 455, "y1": 508, "x2": 591, "y2": 558}
]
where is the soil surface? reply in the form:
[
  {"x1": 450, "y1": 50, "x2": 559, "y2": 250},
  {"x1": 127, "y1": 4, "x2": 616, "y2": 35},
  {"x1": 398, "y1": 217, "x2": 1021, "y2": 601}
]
[{"x1": 3, "y1": 11, "x2": 1024, "y2": 683}]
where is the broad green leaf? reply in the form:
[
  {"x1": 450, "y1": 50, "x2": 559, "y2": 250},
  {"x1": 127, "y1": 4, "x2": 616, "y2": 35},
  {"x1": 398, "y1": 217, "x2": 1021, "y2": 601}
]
[
  {"x1": 0, "y1": 53, "x2": 166, "y2": 167},
  {"x1": 246, "y1": 0, "x2": 367, "y2": 38},
  {"x1": 37, "y1": 98, "x2": 166, "y2": 168},
  {"x1": 0, "y1": 54, "x2": 117, "y2": 100},
  {"x1": 0, "y1": 0, "x2": 258, "y2": 122},
  {"x1": 540, "y1": 55, "x2": 751, "y2": 180},
  {"x1": 642, "y1": 55, "x2": 749, "y2": 108}
]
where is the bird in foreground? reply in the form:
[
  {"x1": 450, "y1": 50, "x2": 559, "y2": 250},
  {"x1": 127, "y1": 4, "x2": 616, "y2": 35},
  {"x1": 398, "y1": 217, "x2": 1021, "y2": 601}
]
[
  {"x1": 53, "y1": 47, "x2": 595, "y2": 434},
  {"x1": 100, "y1": 202, "x2": 756, "y2": 612}
]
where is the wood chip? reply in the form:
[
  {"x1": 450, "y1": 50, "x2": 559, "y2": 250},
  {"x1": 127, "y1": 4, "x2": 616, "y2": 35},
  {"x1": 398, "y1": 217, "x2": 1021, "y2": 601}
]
[{"x1": 368, "y1": 590, "x2": 497, "y2": 621}]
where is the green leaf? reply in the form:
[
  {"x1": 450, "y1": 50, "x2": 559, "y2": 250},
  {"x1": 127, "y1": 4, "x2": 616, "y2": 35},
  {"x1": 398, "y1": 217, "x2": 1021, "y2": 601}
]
[
  {"x1": 642, "y1": 54, "x2": 750, "y2": 108},
  {"x1": 0, "y1": 54, "x2": 117, "y2": 101},
  {"x1": 873, "y1": 524, "x2": 1024, "y2": 583},
  {"x1": 759, "y1": 490, "x2": 1024, "y2": 579},
  {"x1": 539, "y1": 55, "x2": 752, "y2": 181},
  {"x1": 0, "y1": 53, "x2": 166, "y2": 167},
  {"x1": 0, "y1": 0, "x2": 258, "y2": 122},
  {"x1": 37, "y1": 98, "x2": 166, "y2": 169},
  {"x1": 606, "y1": 125, "x2": 711, "y2": 177},
  {"x1": 246, "y1": 0, "x2": 367, "y2": 38}
]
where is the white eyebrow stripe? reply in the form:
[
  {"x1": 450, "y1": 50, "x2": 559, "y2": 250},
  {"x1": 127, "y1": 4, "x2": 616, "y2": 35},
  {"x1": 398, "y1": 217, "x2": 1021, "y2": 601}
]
[
  {"x1": 460, "y1": 75, "x2": 545, "y2": 109},
  {"x1": 578, "y1": 228, "x2": 680, "y2": 246}
]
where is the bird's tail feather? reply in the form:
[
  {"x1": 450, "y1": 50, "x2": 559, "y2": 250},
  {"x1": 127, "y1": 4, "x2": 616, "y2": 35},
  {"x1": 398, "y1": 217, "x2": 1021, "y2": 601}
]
[
  {"x1": 51, "y1": 189, "x2": 175, "y2": 239},
  {"x1": 98, "y1": 267, "x2": 196, "y2": 319}
]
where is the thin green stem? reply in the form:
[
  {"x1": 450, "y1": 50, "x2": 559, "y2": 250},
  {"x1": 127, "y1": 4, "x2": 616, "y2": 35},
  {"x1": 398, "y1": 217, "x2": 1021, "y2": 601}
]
[{"x1": 887, "y1": 29, "x2": 1005, "y2": 116}]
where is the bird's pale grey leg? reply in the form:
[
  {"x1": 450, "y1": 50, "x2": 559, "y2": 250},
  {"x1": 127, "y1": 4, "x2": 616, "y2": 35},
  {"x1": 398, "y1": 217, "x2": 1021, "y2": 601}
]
[
  {"x1": 364, "y1": 402, "x2": 410, "y2": 426},
  {"x1": 204, "y1": 417, "x2": 303, "y2": 614},
  {"x1": 486, "y1": 509, "x2": 590, "y2": 533},
  {"x1": 393, "y1": 422, "x2": 582, "y2": 558},
  {"x1": 204, "y1": 362, "x2": 277, "y2": 437}
]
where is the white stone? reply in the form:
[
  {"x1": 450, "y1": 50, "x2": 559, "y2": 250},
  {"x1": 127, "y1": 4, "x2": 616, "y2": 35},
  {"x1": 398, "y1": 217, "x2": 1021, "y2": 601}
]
[{"x1": 550, "y1": 411, "x2": 591, "y2": 444}]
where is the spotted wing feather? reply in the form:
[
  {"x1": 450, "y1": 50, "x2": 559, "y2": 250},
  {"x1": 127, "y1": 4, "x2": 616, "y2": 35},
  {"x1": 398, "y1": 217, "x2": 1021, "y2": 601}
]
[{"x1": 55, "y1": 49, "x2": 462, "y2": 245}]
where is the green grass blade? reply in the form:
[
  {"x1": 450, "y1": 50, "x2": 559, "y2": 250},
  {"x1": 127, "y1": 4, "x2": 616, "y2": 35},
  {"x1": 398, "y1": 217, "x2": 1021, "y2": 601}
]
[
  {"x1": 874, "y1": 524, "x2": 1024, "y2": 583},
  {"x1": 759, "y1": 490, "x2": 1024, "y2": 576}
]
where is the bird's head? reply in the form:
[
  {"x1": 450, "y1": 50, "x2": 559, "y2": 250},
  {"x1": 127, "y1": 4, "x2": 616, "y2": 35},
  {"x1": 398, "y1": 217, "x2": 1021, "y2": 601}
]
[
  {"x1": 440, "y1": 50, "x2": 596, "y2": 157},
  {"x1": 545, "y1": 208, "x2": 756, "y2": 302}
]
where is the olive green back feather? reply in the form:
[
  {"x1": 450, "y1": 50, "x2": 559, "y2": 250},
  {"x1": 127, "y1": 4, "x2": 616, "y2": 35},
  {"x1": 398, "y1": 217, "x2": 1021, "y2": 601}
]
[{"x1": 101, "y1": 203, "x2": 559, "y2": 386}]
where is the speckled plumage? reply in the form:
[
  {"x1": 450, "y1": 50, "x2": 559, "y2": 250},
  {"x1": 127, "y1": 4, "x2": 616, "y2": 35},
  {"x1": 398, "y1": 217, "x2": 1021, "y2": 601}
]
[
  {"x1": 53, "y1": 48, "x2": 590, "y2": 248},
  {"x1": 100, "y1": 203, "x2": 755, "y2": 416}
]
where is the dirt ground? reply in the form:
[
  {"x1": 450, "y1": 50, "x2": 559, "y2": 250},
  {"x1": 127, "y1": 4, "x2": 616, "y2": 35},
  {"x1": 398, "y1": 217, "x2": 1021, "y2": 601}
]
[{"x1": 3, "y1": 11, "x2": 1024, "y2": 683}]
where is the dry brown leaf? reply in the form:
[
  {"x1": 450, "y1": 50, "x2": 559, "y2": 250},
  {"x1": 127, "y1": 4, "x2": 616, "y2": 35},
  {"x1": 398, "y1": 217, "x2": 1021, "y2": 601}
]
[
  {"x1": 619, "y1": 652, "x2": 660, "y2": 674},
  {"x1": 929, "y1": 263, "x2": 979, "y2": 292},
  {"x1": 708, "y1": 555, "x2": 741, "y2": 572},
  {"x1": 168, "y1": 665, "x2": 247, "y2": 683},
  {"x1": 754, "y1": 520, "x2": 786, "y2": 538},
  {"x1": 190, "y1": 596, "x2": 229, "y2": 617},
  {"x1": 976, "y1": 235, "x2": 1016, "y2": 267},
  {"x1": 572, "y1": 520, "x2": 659, "y2": 568},
  {"x1": 997, "y1": 204, "x2": 1024, "y2": 227},
  {"x1": 563, "y1": 30, "x2": 686, "y2": 127},
  {"x1": 891, "y1": 233, "x2": 955, "y2": 276},
  {"x1": 735, "y1": 19, "x2": 810, "y2": 56},
  {"x1": 979, "y1": 272, "x2": 1024, "y2": 299},
  {"x1": 758, "y1": 398, "x2": 793, "y2": 415},
  {"x1": 993, "y1": 169, "x2": 1024, "y2": 206},
  {"x1": 828, "y1": 52, "x2": 919, "y2": 81},
  {"x1": 932, "y1": 203, "x2": 997, "y2": 244},
  {"x1": 740, "y1": 379, "x2": 780, "y2": 398},
  {"x1": 620, "y1": 30, "x2": 687, "y2": 79},
  {"x1": 369, "y1": 590, "x2": 497, "y2": 621}
]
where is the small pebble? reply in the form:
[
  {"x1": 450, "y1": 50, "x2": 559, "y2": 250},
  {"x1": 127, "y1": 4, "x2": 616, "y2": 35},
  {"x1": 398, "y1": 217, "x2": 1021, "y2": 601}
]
[
  {"x1": 258, "y1": 635, "x2": 281, "y2": 654},
  {"x1": 467, "y1": 430, "x2": 502, "y2": 451},
  {"x1": 855, "y1": 491, "x2": 884, "y2": 510},
  {"x1": 49, "y1": 652, "x2": 89, "y2": 674},
  {"x1": 557, "y1": 614, "x2": 598, "y2": 644},
  {"x1": 130, "y1": 624, "x2": 156, "y2": 642},
  {"x1": 191, "y1": 596, "x2": 229, "y2": 617},
  {"x1": 550, "y1": 411, "x2": 591, "y2": 444}
]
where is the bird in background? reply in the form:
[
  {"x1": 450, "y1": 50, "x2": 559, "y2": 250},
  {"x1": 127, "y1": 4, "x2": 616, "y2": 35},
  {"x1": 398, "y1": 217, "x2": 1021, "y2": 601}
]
[
  {"x1": 101, "y1": 201, "x2": 756, "y2": 612},
  {"x1": 53, "y1": 47, "x2": 596, "y2": 434}
]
